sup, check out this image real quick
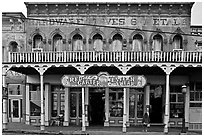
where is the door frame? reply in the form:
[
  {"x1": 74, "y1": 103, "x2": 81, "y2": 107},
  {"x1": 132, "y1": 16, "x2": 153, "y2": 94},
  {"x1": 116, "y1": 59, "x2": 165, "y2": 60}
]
[{"x1": 10, "y1": 99, "x2": 22, "y2": 122}]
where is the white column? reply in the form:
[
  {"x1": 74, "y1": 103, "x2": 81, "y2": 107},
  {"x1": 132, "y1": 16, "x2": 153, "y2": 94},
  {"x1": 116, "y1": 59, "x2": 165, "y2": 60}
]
[
  {"x1": 126, "y1": 88, "x2": 130, "y2": 127},
  {"x1": 104, "y1": 87, "x2": 109, "y2": 126},
  {"x1": 2, "y1": 73, "x2": 8, "y2": 130},
  {"x1": 145, "y1": 84, "x2": 150, "y2": 114},
  {"x1": 85, "y1": 87, "x2": 89, "y2": 126},
  {"x1": 44, "y1": 84, "x2": 49, "y2": 126},
  {"x1": 82, "y1": 87, "x2": 86, "y2": 131},
  {"x1": 40, "y1": 74, "x2": 45, "y2": 131},
  {"x1": 64, "y1": 87, "x2": 69, "y2": 126},
  {"x1": 164, "y1": 74, "x2": 170, "y2": 133},
  {"x1": 25, "y1": 83, "x2": 30, "y2": 125},
  {"x1": 122, "y1": 88, "x2": 127, "y2": 133},
  {"x1": 185, "y1": 85, "x2": 190, "y2": 129}
]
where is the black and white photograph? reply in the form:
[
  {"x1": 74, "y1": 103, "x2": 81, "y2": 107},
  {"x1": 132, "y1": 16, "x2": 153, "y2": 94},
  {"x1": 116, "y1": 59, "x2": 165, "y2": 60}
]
[{"x1": 1, "y1": 0, "x2": 202, "y2": 135}]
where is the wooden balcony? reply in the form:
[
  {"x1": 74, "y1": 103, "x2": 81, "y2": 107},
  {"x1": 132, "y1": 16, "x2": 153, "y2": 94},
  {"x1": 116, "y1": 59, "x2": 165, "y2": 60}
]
[{"x1": 7, "y1": 51, "x2": 202, "y2": 64}]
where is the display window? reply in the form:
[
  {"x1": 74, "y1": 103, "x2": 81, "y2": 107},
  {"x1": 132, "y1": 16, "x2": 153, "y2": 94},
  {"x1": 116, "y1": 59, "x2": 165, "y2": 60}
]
[{"x1": 109, "y1": 88, "x2": 123, "y2": 117}]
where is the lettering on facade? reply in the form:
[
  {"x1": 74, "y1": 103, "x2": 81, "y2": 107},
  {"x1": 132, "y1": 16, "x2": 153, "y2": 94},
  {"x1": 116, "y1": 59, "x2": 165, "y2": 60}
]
[
  {"x1": 61, "y1": 74, "x2": 146, "y2": 88},
  {"x1": 28, "y1": 17, "x2": 188, "y2": 27}
]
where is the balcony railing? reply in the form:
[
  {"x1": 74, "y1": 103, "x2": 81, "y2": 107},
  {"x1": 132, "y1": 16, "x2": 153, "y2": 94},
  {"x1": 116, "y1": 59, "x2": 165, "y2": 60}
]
[{"x1": 7, "y1": 51, "x2": 202, "y2": 63}]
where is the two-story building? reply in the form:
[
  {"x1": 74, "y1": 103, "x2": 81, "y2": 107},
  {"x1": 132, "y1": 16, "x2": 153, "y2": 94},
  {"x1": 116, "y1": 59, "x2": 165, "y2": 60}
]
[{"x1": 2, "y1": 2, "x2": 202, "y2": 133}]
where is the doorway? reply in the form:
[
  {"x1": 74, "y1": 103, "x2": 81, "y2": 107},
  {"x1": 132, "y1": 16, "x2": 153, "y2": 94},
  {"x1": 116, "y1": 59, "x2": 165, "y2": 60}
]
[
  {"x1": 89, "y1": 90, "x2": 105, "y2": 125},
  {"x1": 150, "y1": 93, "x2": 163, "y2": 123},
  {"x1": 10, "y1": 99, "x2": 22, "y2": 122}
]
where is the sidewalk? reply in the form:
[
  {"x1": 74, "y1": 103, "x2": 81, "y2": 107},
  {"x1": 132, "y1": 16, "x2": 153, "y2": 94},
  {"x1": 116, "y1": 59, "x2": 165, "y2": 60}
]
[{"x1": 2, "y1": 122, "x2": 202, "y2": 135}]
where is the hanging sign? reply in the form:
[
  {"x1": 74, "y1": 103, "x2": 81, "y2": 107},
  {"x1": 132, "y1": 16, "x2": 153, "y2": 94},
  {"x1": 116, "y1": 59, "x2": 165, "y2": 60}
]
[{"x1": 61, "y1": 72, "x2": 146, "y2": 88}]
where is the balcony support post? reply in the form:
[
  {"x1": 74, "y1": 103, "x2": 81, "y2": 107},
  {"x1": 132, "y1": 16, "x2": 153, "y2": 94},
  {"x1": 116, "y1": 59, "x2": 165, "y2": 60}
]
[{"x1": 161, "y1": 66, "x2": 176, "y2": 134}]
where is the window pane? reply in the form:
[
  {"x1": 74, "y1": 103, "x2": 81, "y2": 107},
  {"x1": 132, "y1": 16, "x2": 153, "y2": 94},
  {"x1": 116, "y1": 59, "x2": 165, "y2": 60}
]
[
  {"x1": 177, "y1": 94, "x2": 184, "y2": 102},
  {"x1": 79, "y1": 93, "x2": 82, "y2": 117},
  {"x1": 170, "y1": 104, "x2": 183, "y2": 118},
  {"x1": 70, "y1": 93, "x2": 76, "y2": 117},
  {"x1": 137, "y1": 93, "x2": 143, "y2": 118},
  {"x1": 109, "y1": 91, "x2": 123, "y2": 117},
  {"x1": 30, "y1": 100, "x2": 41, "y2": 116},
  {"x1": 129, "y1": 94, "x2": 135, "y2": 118},
  {"x1": 196, "y1": 82, "x2": 202, "y2": 91},
  {"x1": 170, "y1": 94, "x2": 176, "y2": 102},
  {"x1": 190, "y1": 92, "x2": 195, "y2": 101}
]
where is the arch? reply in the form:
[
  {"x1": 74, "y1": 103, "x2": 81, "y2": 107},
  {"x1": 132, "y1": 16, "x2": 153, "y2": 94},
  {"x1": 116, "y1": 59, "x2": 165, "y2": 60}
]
[
  {"x1": 109, "y1": 29, "x2": 124, "y2": 40},
  {"x1": 69, "y1": 28, "x2": 85, "y2": 40},
  {"x1": 92, "y1": 33, "x2": 104, "y2": 51},
  {"x1": 169, "y1": 27, "x2": 188, "y2": 50},
  {"x1": 130, "y1": 30, "x2": 147, "y2": 43},
  {"x1": 149, "y1": 29, "x2": 167, "y2": 51},
  {"x1": 131, "y1": 34, "x2": 144, "y2": 51},
  {"x1": 29, "y1": 28, "x2": 46, "y2": 41},
  {"x1": 72, "y1": 33, "x2": 84, "y2": 51},
  {"x1": 172, "y1": 34, "x2": 183, "y2": 50},
  {"x1": 33, "y1": 34, "x2": 43, "y2": 49},
  {"x1": 48, "y1": 28, "x2": 66, "y2": 44},
  {"x1": 90, "y1": 29, "x2": 106, "y2": 40},
  {"x1": 9, "y1": 41, "x2": 19, "y2": 52},
  {"x1": 84, "y1": 66, "x2": 123, "y2": 75},
  {"x1": 53, "y1": 34, "x2": 63, "y2": 51}
]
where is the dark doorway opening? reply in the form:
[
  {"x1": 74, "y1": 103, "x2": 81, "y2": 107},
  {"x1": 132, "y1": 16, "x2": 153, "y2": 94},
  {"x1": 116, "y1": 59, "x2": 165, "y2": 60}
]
[
  {"x1": 89, "y1": 90, "x2": 105, "y2": 125},
  {"x1": 150, "y1": 93, "x2": 163, "y2": 123}
]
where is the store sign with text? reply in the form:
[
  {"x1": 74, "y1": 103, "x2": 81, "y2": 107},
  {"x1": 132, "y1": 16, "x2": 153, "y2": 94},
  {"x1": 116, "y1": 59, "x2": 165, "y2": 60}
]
[
  {"x1": 61, "y1": 73, "x2": 146, "y2": 88},
  {"x1": 28, "y1": 16, "x2": 189, "y2": 27}
]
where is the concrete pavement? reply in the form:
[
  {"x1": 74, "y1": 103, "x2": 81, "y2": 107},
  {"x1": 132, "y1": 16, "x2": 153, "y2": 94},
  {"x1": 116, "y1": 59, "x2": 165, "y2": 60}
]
[{"x1": 2, "y1": 122, "x2": 202, "y2": 135}]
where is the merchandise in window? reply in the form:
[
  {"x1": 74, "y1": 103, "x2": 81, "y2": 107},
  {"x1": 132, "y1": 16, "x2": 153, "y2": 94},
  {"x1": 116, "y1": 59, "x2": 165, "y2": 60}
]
[
  {"x1": 190, "y1": 82, "x2": 202, "y2": 107},
  {"x1": 137, "y1": 89, "x2": 144, "y2": 118},
  {"x1": 109, "y1": 88, "x2": 123, "y2": 117},
  {"x1": 30, "y1": 85, "x2": 41, "y2": 116},
  {"x1": 170, "y1": 85, "x2": 183, "y2": 118}
]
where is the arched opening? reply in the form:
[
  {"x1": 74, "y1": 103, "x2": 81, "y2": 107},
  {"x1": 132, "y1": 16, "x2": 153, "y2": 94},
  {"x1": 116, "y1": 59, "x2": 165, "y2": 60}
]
[
  {"x1": 33, "y1": 34, "x2": 43, "y2": 49},
  {"x1": 111, "y1": 33, "x2": 123, "y2": 51},
  {"x1": 152, "y1": 34, "x2": 163, "y2": 51},
  {"x1": 173, "y1": 35, "x2": 183, "y2": 50},
  {"x1": 132, "y1": 34, "x2": 143, "y2": 51},
  {"x1": 72, "y1": 34, "x2": 83, "y2": 51},
  {"x1": 53, "y1": 34, "x2": 63, "y2": 51},
  {"x1": 93, "y1": 33, "x2": 103, "y2": 51},
  {"x1": 9, "y1": 41, "x2": 18, "y2": 52}
]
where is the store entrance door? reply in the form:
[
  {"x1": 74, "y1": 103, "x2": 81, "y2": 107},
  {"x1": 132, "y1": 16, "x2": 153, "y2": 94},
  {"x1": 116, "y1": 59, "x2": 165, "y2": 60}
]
[
  {"x1": 10, "y1": 99, "x2": 22, "y2": 122},
  {"x1": 150, "y1": 93, "x2": 163, "y2": 123},
  {"x1": 89, "y1": 91, "x2": 105, "y2": 125}
]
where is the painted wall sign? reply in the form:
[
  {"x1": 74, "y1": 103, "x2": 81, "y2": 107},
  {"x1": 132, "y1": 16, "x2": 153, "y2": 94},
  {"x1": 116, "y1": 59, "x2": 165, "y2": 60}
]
[
  {"x1": 28, "y1": 16, "x2": 189, "y2": 27},
  {"x1": 61, "y1": 73, "x2": 146, "y2": 88}
]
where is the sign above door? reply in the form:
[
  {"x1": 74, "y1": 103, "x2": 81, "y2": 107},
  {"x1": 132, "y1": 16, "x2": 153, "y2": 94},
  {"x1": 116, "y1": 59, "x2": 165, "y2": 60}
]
[{"x1": 61, "y1": 72, "x2": 146, "y2": 88}]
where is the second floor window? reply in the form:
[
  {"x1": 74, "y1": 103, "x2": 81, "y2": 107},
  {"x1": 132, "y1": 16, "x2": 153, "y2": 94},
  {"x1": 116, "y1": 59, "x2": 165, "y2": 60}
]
[
  {"x1": 33, "y1": 34, "x2": 43, "y2": 49},
  {"x1": 9, "y1": 41, "x2": 18, "y2": 52},
  {"x1": 132, "y1": 34, "x2": 143, "y2": 51},
  {"x1": 53, "y1": 34, "x2": 63, "y2": 51},
  {"x1": 73, "y1": 34, "x2": 83, "y2": 51},
  {"x1": 111, "y1": 34, "x2": 123, "y2": 51},
  {"x1": 173, "y1": 35, "x2": 183, "y2": 50},
  {"x1": 152, "y1": 34, "x2": 163, "y2": 51},
  {"x1": 93, "y1": 34, "x2": 103, "y2": 51}
]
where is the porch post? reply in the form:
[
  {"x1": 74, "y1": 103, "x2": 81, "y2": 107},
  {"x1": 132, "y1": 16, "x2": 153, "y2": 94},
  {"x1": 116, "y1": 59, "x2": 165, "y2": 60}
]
[
  {"x1": 40, "y1": 74, "x2": 45, "y2": 131},
  {"x1": 85, "y1": 87, "x2": 89, "y2": 126},
  {"x1": 25, "y1": 83, "x2": 30, "y2": 125},
  {"x1": 82, "y1": 87, "x2": 86, "y2": 132},
  {"x1": 44, "y1": 83, "x2": 49, "y2": 126},
  {"x1": 185, "y1": 85, "x2": 190, "y2": 130},
  {"x1": 126, "y1": 88, "x2": 130, "y2": 127},
  {"x1": 64, "y1": 87, "x2": 69, "y2": 126},
  {"x1": 161, "y1": 66, "x2": 175, "y2": 134},
  {"x1": 122, "y1": 88, "x2": 127, "y2": 133},
  {"x1": 2, "y1": 71, "x2": 8, "y2": 130},
  {"x1": 145, "y1": 84, "x2": 150, "y2": 114},
  {"x1": 104, "y1": 87, "x2": 109, "y2": 126}
]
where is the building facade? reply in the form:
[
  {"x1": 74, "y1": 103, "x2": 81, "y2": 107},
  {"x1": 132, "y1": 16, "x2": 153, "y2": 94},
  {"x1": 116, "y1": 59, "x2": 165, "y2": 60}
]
[{"x1": 2, "y1": 2, "x2": 202, "y2": 133}]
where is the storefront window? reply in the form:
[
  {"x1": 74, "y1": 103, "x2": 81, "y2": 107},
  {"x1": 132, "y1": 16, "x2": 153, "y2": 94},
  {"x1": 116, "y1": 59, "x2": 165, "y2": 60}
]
[
  {"x1": 30, "y1": 85, "x2": 41, "y2": 116},
  {"x1": 170, "y1": 85, "x2": 183, "y2": 118},
  {"x1": 190, "y1": 82, "x2": 202, "y2": 107},
  {"x1": 51, "y1": 85, "x2": 65, "y2": 117},
  {"x1": 109, "y1": 88, "x2": 123, "y2": 117},
  {"x1": 137, "y1": 90, "x2": 144, "y2": 118},
  {"x1": 70, "y1": 93, "x2": 77, "y2": 117},
  {"x1": 8, "y1": 84, "x2": 21, "y2": 95},
  {"x1": 129, "y1": 93, "x2": 135, "y2": 118},
  {"x1": 79, "y1": 93, "x2": 82, "y2": 117}
]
